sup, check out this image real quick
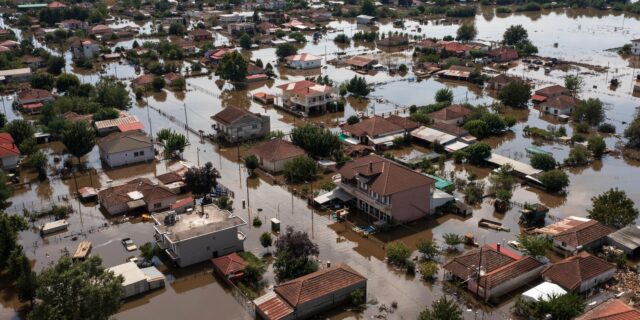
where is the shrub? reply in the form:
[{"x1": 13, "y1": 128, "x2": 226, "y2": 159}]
[
  {"x1": 386, "y1": 242, "x2": 411, "y2": 266},
  {"x1": 419, "y1": 261, "x2": 438, "y2": 280},
  {"x1": 252, "y1": 216, "x2": 262, "y2": 227},
  {"x1": 538, "y1": 169, "x2": 569, "y2": 192},
  {"x1": 598, "y1": 123, "x2": 616, "y2": 134}
]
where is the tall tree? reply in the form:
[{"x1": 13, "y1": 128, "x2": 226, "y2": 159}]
[
  {"x1": 435, "y1": 88, "x2": 453, "y2": 104},
  {"x1": 624, "y1": 111, "x2": 640, "y2": 148},
  {"x1": 0, "y1": 212, "x2": 28, "y2": 271},
  {"x1": 274, "y1": 226, "x2": 319, "y2": 281},
  {"x1": 0, "y1": 172, "x2": 13, "y2": 209},
  {"x1": 564, "y1": 75, "x2": 583, "y2": 97},
  {"x1": 498, "y1": 81, "x2": 531, "y2": 108},
  {"x1": 216, "y1": 51, "x2": 248, "y2": 82},
  {"x1": 361, "y1": 0, "x2": 376, "y2": 15},
  {"x1": 275, "y1": 43, "x2": 297, "y2": 60},
  {"x1": 6, "y1": 119, "x2": 35, "y2": 146},
  {"x1": 573, "y1": 98, "x2": 605, "y2": 126},
  {"x1": 588, "y1": 188, "x2": 639, "y2": 229},
  {"x1": 95, "y1": 79, "x2": 132, "y2": 110},
  {"x1": 184, "y1": 162, "x2": 219, "y2": 196},
  {"x1": 29, "y1": 256, "x2": 123, "y2": 320},
  {"x1": 290, "y1": 125, "x2": 341, "y2": 158},
  {"x1": 61, "y1": 121, "x2": 96, "y2": 167},
  {"x1": 456, "y1": 22, "x2": 477, "y2": 41}
]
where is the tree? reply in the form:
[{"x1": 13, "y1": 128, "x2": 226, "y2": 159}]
[
  {"x1": 538, "y1": 169, "x2": 569, "y2": 192},
  {"x1": 463, "y1": 142, "x2": 491, "y2": 164},
  {"x1": 47, "y1": 56, "x2": 66, "y2": 75},
  {"x1": 588, "y1": 188, "x2": 639, "y2": 229},
  {"x1": 31, "y1": 72, "x2": 55, "y2": 90},
  {"x1": 290, "y1": 125, "x2": 341, "y2": 158},
  {"x1": 216, "y1": 51, "x2": 248, "y2": 82},
  {"x1": 163, "y1": 132, "x2": 187, "y2": 158},
  {"x1": 442, "y1": 233, "x2": 464, "y2": 251},
  {"x1": 434, "y1": 88, "x2": 453, "y2": 104},
  {"x1": 95, "y1": 79, "x2": 132, "y2": 110},
  {"x1": 92, "y1": 108, "x2": 120, "y2": 121},
  {"x1": 463, "y1": 120, "x2": 488, "y2": 139},
  {"x1": 573, "y1": 98, "x2": 604, "y2": 126},
  {"x1": 0, "y1": 173, "x2": 14, "y2": 210},
  {"x1": 498, "y1": 81, "x2": 531, "y2": 108},
  {"x1": 418, "y1": 261, "x2": 438, "y2": 280},
  {"x1": 0, "y1": 213, "x2": 27, "y2": 272},
  {"x1": 418, "y1": 296, "x2": 463, "y2": 320},
  {"x1": 260, "y1": 232, "x2": 273, "y2": 250},
  {"x1": 347, "y1": 115, "x2": 359, "y2": 125},
  {"x1": 530, "y1": 153, "x2": 556, "y2": 171},
  {"x1": 564, "y1": 145, "x2": 590, "y2": 166},
  {"x1": 61, "y1": 121, "x2": 95, "y2": 167},
  {"x1": 29, "y1": 256, "x2": 123, "y2": 320},
  {"x1": 274, "y1": 226, "x2": 319, "y2": 281},
  {"x1": 55, "y1": 73, "x2": 80, "y2": 92},
  {"x1": 564, "y1": 75, "x2": 583, "y2": 96},
  {"x1": 275, "y1": 43, "x2": 297, "y2": 60},
  {"x1": 184, "y1": 162, "x2": 219, "y2": 195},
  {"x1": 361, "y1": 0, "x2": 376, "y2": 15},
  {"x1": 489, "y1": 165, "x2": 515, "y2": 200},
  {"x1": 6, "y1": 119, "x2": 35, "y2": 146},
  {"x1": 456, "y1": 22, "x2": 477, "y2": 41},
  {"x1": 346, "y1": 76, "x2": 370, "y2": 96},
  {"x1": 244, "y1": 155, "x2": 259, "y2": 176},
  {"x1": 283, "y1": 156, "x2": 317, "y2": 183},
  {"x1": 152, "y1": 76, "x2": 165, "y2": 91},
  {"x1": 533, "y1": 294, "x2": 585, "y2": 320},
  {"x1": 416, "y1": 239, "x2": 439, "y2": 260},
  {"x1": 28, "y1": 150, "x2": 48, "y2": 179},
  {"x1": 503, "y1": 25, "x2": 529, "y2": 46},
  {"x1": 242, "y1": 255, "x2": 266, "y2": 284},
  {"x1": 168, "y1": 22, "x2": 186, "y2": 35},
  {"x1": 386, "y1": 242, "x2": 411, "y2": 266},
  {"x1": 587, "y1": 136, "x2": 606, "y2": 158},
  {"x1": 464, "y1": 181, "x2": 485, "y2": 204},
  {"x1": 333, "y1": 34, "x2": 350, "y2": 44},
  {"x1": 239, "y1": 33, "x2": 252, "y2": 50},
  {"x1": 518, "y1": 234, "x2": 552, "y2": 258},
  {"x1": 139, "y1": 242, "x2": 156, "y2": 262},
  {"x1": 625, "y1": 112, "x2": 640, "y2": 148}
]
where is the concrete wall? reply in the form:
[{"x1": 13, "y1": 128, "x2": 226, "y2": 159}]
[
  {"x1": 542, "y1": 105, "x2": 573, "y2": 116},
  {"x1": 390, "y1": 185, "x2": 431, "y2": 223},
  {"x1": 122, "y1": 278, "x2": 150, "y2": 299},
  {"x1": 577, "y1": 268, "x2": 615, "y2": 293},
  {"x1": 172, "y1": 227, "x2": 244, "y2": 267},
  {"x1": 0, "y1": 155, "x2": 19, "y2": 170},
  {"x1": 287, "y1": 59, "x2": 321, "y2": 69},
  {"x1": 219, "y1": 115, "x2": 269, "y2": 143},
  {"x1": 294, "y1": 281, "x2": 366, "y2": 319},
  {"x1": 99, "y1": 145, "x2": 155, "y2": 167},
  {"x1": 145, "y1": 195, "x2": 176, "y2": 213},
  {"x1": 259, "y1": 156, "x2": 295, "y2": 173},
  {"x1": 102, "y1": 202, "x2": 128, "y2": 216}
]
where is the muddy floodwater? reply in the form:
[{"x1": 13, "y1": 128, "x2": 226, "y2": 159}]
[{"x1": 2, "y1": 8, "x2": 640, "y2": 320}]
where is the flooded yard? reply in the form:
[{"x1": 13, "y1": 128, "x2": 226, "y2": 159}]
[{"x1": 2, "y1": 7, "x2": 640, "y2": 320}]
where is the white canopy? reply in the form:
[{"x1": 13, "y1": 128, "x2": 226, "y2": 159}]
[
  {"x1": 313, "y1": 188, "x2": 354, "y2": 205},
  {"x1": 522, "y1": 282, "x2": 567, "y2": 302}
]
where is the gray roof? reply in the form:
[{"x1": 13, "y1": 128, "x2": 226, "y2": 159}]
[
  {"x1": 152, "y1": 204, "x2": 246, "y2": 242},
  {"x1": 98, "y1": 131, "x2": 153, "y2": 153},
  {"x1": 608, "y1": 225, "x2": 640, "y2": 251}
]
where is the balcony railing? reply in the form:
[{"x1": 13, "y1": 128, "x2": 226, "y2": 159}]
[{"x1": 337, "y1": 180, "x2": 392, "y2": 211}]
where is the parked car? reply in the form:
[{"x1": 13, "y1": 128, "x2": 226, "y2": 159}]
[{"x1": 122, "y1": 238, "x2": 138, "y2": 251}]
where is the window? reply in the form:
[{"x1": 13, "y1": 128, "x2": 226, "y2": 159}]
[
  {"x1": 154, "y1": 203, "x2": 161, "y2": 209},
  {"x1": 252, "y1": 124, "x2": 257, "y2": 129},
  {"x1": 139, "y1": 150, "x2": 144, "y2": 156},
  {"x1": 134, "y1": 152, "x2": 139, "y2": 157}
]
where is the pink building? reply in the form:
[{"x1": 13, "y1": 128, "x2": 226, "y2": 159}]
[{"x1": 336, "y1": 154, "x2": 435, "y2": 223}]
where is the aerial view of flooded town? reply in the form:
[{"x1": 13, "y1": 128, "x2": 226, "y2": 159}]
[{"x1": 2, "y1": 0, "x2": 640, "y2": 319}]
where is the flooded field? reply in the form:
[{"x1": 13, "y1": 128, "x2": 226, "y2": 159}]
[{"x1": 2, "y1": 7, "x2": 640, "y2": 320}]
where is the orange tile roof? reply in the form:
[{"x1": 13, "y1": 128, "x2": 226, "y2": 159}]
[
  {"x1": 553, "y1": 219, "x2": 614, "y2": 248},
  {"x1": 577, "y1": 299, "x2": 640, "y2": 320},
  {"x1": 542, "y1": 252, "x2": 615, "y2": 291},
  {"x1": 341, "y1": 116, "x2": 404, "y2": 137},
  {"x1": 0, "y1": 133, "x2": 20, "y2": 158},
  {"x1": 212, "y1": 106, "x2": 261, "y2": 125},
  {"x1": 250, "y1": 139, "x2": 305, "y2": 162},
  {"x1": 274, "y1": 264, "x2": 366, "y2": 307},
  {"x1": 211, "y1": 252, "x2": 246, "y2": 277}
]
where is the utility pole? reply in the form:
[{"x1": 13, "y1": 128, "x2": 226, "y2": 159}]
[{"x1": 145, "y1": 95, "x2": 153, "y2": 138}]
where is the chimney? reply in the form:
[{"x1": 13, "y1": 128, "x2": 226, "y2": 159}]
[
  {"x1": 326, "y1": 261, "x2": 331, "y2": 268},
  {"x1": 368, "y1": 161, "x2": 373, "y2": 173},
  {"x1": 496, "y1": 243, "x2": 501, "y2": 252}
]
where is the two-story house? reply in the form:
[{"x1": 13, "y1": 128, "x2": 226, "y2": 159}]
[
  {"x1": 335, "y1": 154, "x2": 436, "y2": 223},
  {"x1": 277, "y1": 80, "x2": 334, "y2": 117},
  {"x1": 631, "y1": 39, "x2": 640, "y2": 55},
  {"x1": 212, "y1": 106, "x2": 270, "y2": 143},
  {"x1": 340, "y1": 115, "x2": 419, "y2": 148},
  {"x1": 152, "y1": 204, "x2": 247, "y2": 267},
  {"x1": 70, "y1": 38, "x2": 100, "y2": 60}
]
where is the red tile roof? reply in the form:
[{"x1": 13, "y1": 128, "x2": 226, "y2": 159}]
[
  {"x1": 386, "y1": 115, "x2": 420, "y2": 131},
  {"x1": 210, "y1": 48, "x2": 232, "y2": 60},
  {"x1": 542, "y1": 252, "x2": 615, "y2": 291},
  {"x1": 553, "y1": 219, "x2": 614, "y2": 248},
  {"x1": 0, "y1": 133, "x2": 20, "y2": 158},
  {"x1": 274, "y1": 264, "x2": 366, "y2": 307},
  {"x1": 577, "y1": 299, "x2": 640, "y2": 320},
  {"x1": 98, "y1": 178, "x2": 175, "y2": 208},
  {"x1": 132, "y1": 74, "x2": 154, "y2": 86},
  {"x1": 285, "y1": 53, "x2": 321, "y2": 62},
  {"x1": 250, "y1": 139, "x2": 305, "y2": 162},
  {"x1": 117, "y1": 121, "x2": 145, "y2": 133},
  {"x1": 48, "y1": 1, "x2": 66, "y2": 8},
  {"x1": 535, "y1": 85, "x2": 569, "y2": 98},
  {"x1": 211, "y1": 252, "x2": 246, "y2": 277},
  {"x1": 277, "y1": 80, "x2": 332, "y2": 97},
  {"x1": 428, "y1": 105, "x2": 472, "y2": 121},
  {"x1": 256, "y1": 294, "x2": 294, "y2": 320},
  {"x1": 542, "y1": 95, "x2": 579, "y2": 110},
  {"x1": 17, "y1": 88, "x2": 53, "y2": 103},
  {"x1": 479, "y1": 256, "x2": 542, "y2": 289},
  {"x1": 157, "y1": 172, "x2": 183, "y2": 184},
  {"x1": 443, "y1": 244, "x2": 520, "y2": 280},
  {"x1": 338, "y1": 154, "x2": 435, "y2": 196},
  {"x1": 171, "y1": 197, "x2": 193, "y2": 210}
]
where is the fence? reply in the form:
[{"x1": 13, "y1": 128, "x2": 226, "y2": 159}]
[{"x1": 6, "y1": 198, "x2": 71, "y2": 216}]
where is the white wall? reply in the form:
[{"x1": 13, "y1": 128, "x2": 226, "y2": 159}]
[
  {"x1": 0, "y1": 155, "x2": 19, "y2": 170},
  {"x1": 172, "y1": 227, "x2": 244, "y2": 267},
  {"x1": 100, "y1": 145, "x2": 155, "y2": 167}
]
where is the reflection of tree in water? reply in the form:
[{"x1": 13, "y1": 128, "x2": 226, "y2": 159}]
[
  {"x1": 172, "y1": 90, "x2": 186, "y2": 101},
  {"x1": 529, "y1": 186, "x2": 568, "y2": 208},
  {"x1": 346, "y1": 96, "x2": 369, "y2": 112},
  {"x1": 220, "y1": 90, "x2": 251, "y2": 110},
  {"x1": 247, "y1": 176, "x2": 261, "y2": 190},
  {"x1": 151, "y1": 90, "x2": 167, "y2": 103}
]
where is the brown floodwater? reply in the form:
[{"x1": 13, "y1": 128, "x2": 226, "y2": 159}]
[{"x1": 2, "y1": 8, "x2": 640, "y2": 320}]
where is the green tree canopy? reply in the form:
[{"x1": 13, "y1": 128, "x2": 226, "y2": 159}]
[
  {"x1": 498, "y1": 81, "x2": 531, "y2": 108},
  {"x1": 624, "y1": 111, "x2": 640, "y2": 148},
  {"x1": 538, "y1": 169, "x2": 569, "y2": 192},
  {"x1": 239, "y1": 33, "x2": 252, "y2": 50},
  {"x1": 588, "y1": 188, "x2": 639, "y2": 229},
  {"x1": 462, "y1": 142, "x2": 491, "y2": 164},
  {"x1": 283, "y1": 155, "x2": 317, "y2": 183},
  {"x1": 290, "y1": 124, "x2": 341, "y2": 158},
  {"x1": 274, "y1": 226, "x2": 319, "y2": 281},
  {"x1": 216, "y1": 51, "x2": 248, "y2": 82},
  {"x1": 456, "y1": 22, "x2": 477, "y2": 41},
  {"x1": 275, "y1": 43, "x2": 297, "y2": 60},
  {"x1": 418, "y1": 296, "x2": 463, "y2": 320},
  {"x1": 573, "y1": 98, "x2": 605, "y2": 126},
  {"x1": 95, "y1": 79, "x2": 132, "y2": 110},
  {"x1": 29, "y1": 256, "x2": 123, "y2": 320},
  {"x1": 361, "y1": 0, "x2": 376, "y2": 15},
  {"x1": 55, "y1": 73, "x2": 81, "y2": 93},
  {"x1": 530, "y1": 153, "x2": 556, "y2": 171},
  {"x1": 6, "y1": 119, "x2": 35, "y2": 146},
  {"x1": 435, "y1": 88, "x2": 453, "y2": 104},
  {"x1": 184, "y1": 162, "x2": 219, "y2": 195},
  {"x1": 61, "y1": 121, "x2": 96, "y2": 161}
]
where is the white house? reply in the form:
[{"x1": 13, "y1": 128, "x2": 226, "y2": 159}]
[
  {"x1": 108, "y1": 262, "x2": 165, "y2": 299},
  {"x1": 0, "y1": 133, "x2": 20, "y2": 171},
  {"x1": 541, "y1": 95, "x2": 579, "y2": 116},
  {"x1": 277, "y1": 80, "x2": 335, "y2": 116},
  {"x1": 631, "y1": 38, "x2": 640, "y2": 55},
  {"x1": 98, "y1": 131, "x2": 154, "y2": 167},
  {"x1": 285, "y1": 53, "x2": 322, "y2": 69},
  {"x1": 356, "y1": 15, "x2": 376, "y2": 25},
  {"x1": 70, "y1": 38, "x2": 100, "y2": 59},
  {"x1": 152, "y1": 204, "x2": 247, "y2": 267}
]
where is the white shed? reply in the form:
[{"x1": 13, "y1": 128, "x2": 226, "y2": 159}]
[
  {"x1": 108, "y1": 262, "x2": 150, "y2": 299},
  {"x1": 521, "y1": 282, "x2": 567, "y2": 303}
]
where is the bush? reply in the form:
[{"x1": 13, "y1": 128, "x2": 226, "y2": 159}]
[
  {"x1": 350, "y1": 288, "x2": 365, "y2": 305},
  {"x1": 463, "y1": 142, "x2": 491, "y2": 164},
  {"x1": 347, "y1": 115, "x2": 359, "y2": 125},
  {"x1": 435, "y1": 88, "x2": 453, "y2": 104},
  {"x1": 419, "y1": 261, "x2": 438, "y2": 280},
  {"x1": 283, "y1": 156, "x2": 317, "y2": 183},
  {"x1": 565, "y1": 145, "x2": 590, "y2": 166},
  {"x1": 538, "y1": 169, "x2": 569, "y2": 192},
  {"x1": 386, "y1": 242, "x2": 411, "y2": 266},
  {"x1": 530, "y1": 153, "x2": 556, "y2": 171},
  {"x1": 334, "y1": 34, "x2": 351, "y2": 44},
  {"x1": 598, "y1": 123, "x2": 616, "y2": 134},
  {"x1": 252, "y1": 216, "x2": 262, "y2": 227}
]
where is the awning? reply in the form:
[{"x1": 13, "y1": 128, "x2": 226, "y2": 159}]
[
  {"x1": 126, "y1": 199, "x2": 146, "y2": 209},
  {"x1": 531, "y1": 94, "x2": 546, "y2": 102},
  {"x1": 369, "y1": 133, "x2": 404, "y2": 145},
  {"x1": 313, "y1": 188, "x2": 354, "y2": 205},
  {"x1": 445, "y1": 141, "x2": 469, "y2": 153}
]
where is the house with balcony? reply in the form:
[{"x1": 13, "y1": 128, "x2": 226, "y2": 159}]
[
  {"x1": 335, "y1": 154, "x2": 436, "y2": 223},
  {"x1": 212, "y1": 106, "x2": 270, "y2": 143},
  {"x1": 340, "y1": 115, "x2": 419, "y2": 149},
  {"x1": 152, "y1": 204, "x2": 247, "y2": 267},
  {"x1": 277, "y1": 80, "x2": 334, "y2": 117}
]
